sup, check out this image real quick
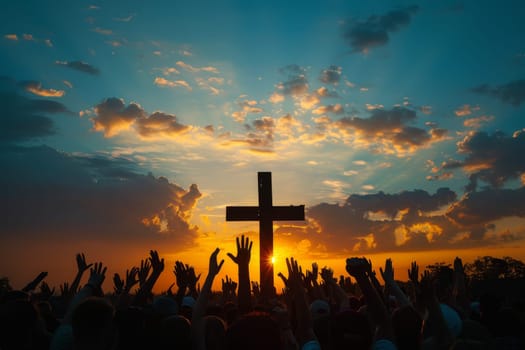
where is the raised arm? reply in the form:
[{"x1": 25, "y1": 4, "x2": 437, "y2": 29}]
[
  {"x1": 63, "y1": 262, "x2": 107, "y2": 324},
  {"x1": 285, "y1": 257, "x2": 318, "y2": 348},
  {"x1": 346, "y1": 257, "x2": 394, "y2": 343},
  {"x1": 227, "y1": 234, "x2": 252, "y2": 314},
  {"x1": 420, "y1": 271, "x2": 455, "y2": 350},
  {"x1": 380, "y1": 258, "x2": 410, "y2": 307},
  {"x1": 22, "y1": 271, "x2": 48, "y2": 293},
  {"x1": 192, "y1": 248, "x2": 224, "y2": 350},
  {"x1": 135, "y1": 250, "x2": 164, "y2": 305},
  {"x1": 70, "y1": 253, "x2": 93, "y2": 294}
]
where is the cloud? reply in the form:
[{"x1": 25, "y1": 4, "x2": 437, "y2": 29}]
[
  {"x1": 20, "y1": 81, "x2": 65, "y2": 97},
  {"x1": 135, "y1": 112, "x2": 191, "y2": 138},
  {"x1": 336, "y1": 107, "x2": 447, "y2": 155},
  {"x1": 454, "y1": 104, "x2": 479, "y2": 117},
  {"x1": 0, "y1": 80, "x2": 71, "y2": 143},
  {"x1": 92, "y1": 98, "x2": 145, "y2": 137},
  {"x1": 4, "y1": 34, "x2": 18, "y2": 41},
  {"x1": 269, "y1": 93, "x2": 285, "y2": 104},
  {"x1": 303, "y1": 186, "x2": 525, "y2": 254},
  {"x1": 276, "y1": 64, "x2": 309, "y2": 96},
  {"x1": 91, "y1": 97, "x2": 192, "y2": 139},
  {"x1": 447, "y1": 187, "x2": 525, "y2": 227},
  {"x1": 195, "y1": 77, "x2": 222, "y2": 95},
  {"x1": 114, "y1": 14, "x2": 135, "y2": 22},
  {"x1": 472, "y1": 79, "x2": 525, "y2": 106},
  {"x1": 55, "y1": 60, "x2": 100, "y2": 75},
  {"x1": 0, "y1": 145, "x2": 201, "y2": 247},
  {"x1": 463, "y1": 115, "x2": 494, "y2": 129},
  {"x1": 176, "y1": 61, "x2": 219, "y2": 74},
  {"x1": 319, "y1": 65, "x2": 342, "y2": 84},
  {"x1": 443, "y1": 130, "x2": 525, "y2": 190},
  {"x1": 92, "y1": 27, "x2": 113, "y2": 35},
  {"x1": 231, "y1": 99, "x2": 263, "y2": 122},
  {"x1": 154, "y1": 77, "x2": 192, "y2": 91},
  {"x1": 312, "y1": 104, "x2": 344, "y2": 115},
  {"x1": 23, "y1": 34, "x2": 34, "y2": 41},
  {"x1": 343, "y1": 5, "x2": 419, "y2": 53}
]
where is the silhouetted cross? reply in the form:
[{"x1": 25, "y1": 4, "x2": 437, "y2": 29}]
[{"x1": 226, "y1": 172, "x2": 305, "y2": 299}]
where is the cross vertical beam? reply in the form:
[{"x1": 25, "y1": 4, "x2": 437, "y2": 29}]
[
  {"x1": 226, "y1": 172, "x2": 305, "y2": 300},
  {"x1": 258, "y1": 172, "x2": 274, "y2": 299}
]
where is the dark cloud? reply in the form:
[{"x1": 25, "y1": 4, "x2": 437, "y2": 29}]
[
  {"x1": 276, "y1": 64, "x2": 309, "y2": 96},
  {"x1": 471, "y1": 79, "x2": 525, "y2": 106},
  {"x1": 340, "y1": 107, "x2": 417, "y2": 133},
  {"x1": 336, "y1": 107, "x2": 446, "y2": 154},
  {"x1": 346, "y1": 188, "x2": 457, "y2": 219},
  {"x1": 443, "y1": 131, "x2": 525, "y2": 190},
  {"x1": 55, "y1": 60, "x2": 100, "y2": 75},
  {"x1": 135, "y1": 112, "x2": 190, "y2": 138},
  {"x1": 319, "y1": 65, "x2": 342, "y2": 84},
  {"x1": 304, "y1": 186, "x2": 523, "y2": 255},
  {"x1": 91, "y1": 97, "x2": 191, "y2": 138},
  {"x1": 343, "y1": 6, "x2": 419, "y2": 53},
  {"x1": 447, "y1": 187, "x2": 525, "y2": 227},
  {"x1": 0, "y1": 145, "x2": 201, "y2": 247},
  {"x1": 0, "y1": 83, "x2": 70, "y2": 143}
]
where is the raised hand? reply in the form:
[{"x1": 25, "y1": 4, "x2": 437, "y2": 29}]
[
  {"x1": 222, "y1": 275, "x2": 237, "y2": 295},
  {"x1": 88, "y1": 262, "x2": 107, "y2": 287},
  {"x1": 125, "y1": 267, "x2": 139, "y2": 292},
  {"x1": 408, "y1": 261, "x2": 419, "y2": 286},
  {"x1": 113, "y1": 273, "x2": 125, "y2": 295},
  {"x1": 187, "y1": 267, "x2": 201, "y2": 288},
  {"x1": 164, "y1": 283, "x2": 175, "y2": 296},
  {"x1": 39, "y1": 281, "x2": 55, "y2": 300},
  {"x1": 285, "y1": 257, "x2": 304, "y2": 296},
  {"x1": 60, "y1": 282, "x2": 71, "y2": 298},
  {"x1": 277, "y1": 272, "x2": 289, "y2": 288},
  {"x1": 149, "y1": 250, "x2": 165, "y2": 275},
  {"x1": 209, "y1": 248, "x2": 224, "y2": 276},
  {"x1": 345, "y1": 257, "x2": 369, "y2": 278},
  {"x1": 174, "y1": 261, "x2": 189, "y2": 289},
  {"x1": 380, "y1": 258, "x2": 395, "y2": 283},
  {"x1": 22, "y1": 271, "x2": 48, "y2": 292},
  {"x1": 320, "y1": 266, "x2": 335, "y2": 283},
  {"x1": 76, "y1": 253, "x2": 93, "y2": 274},
  {"x1": 227, "y1": 234, "x2": 253, "y2": 266},
  {"x1": 138, "y1": 259, "x2": 151, "y2": 288}
]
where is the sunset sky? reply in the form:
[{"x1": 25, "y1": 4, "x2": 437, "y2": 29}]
[{"x1": 2, "y1": 0, "x2": 525, "y2": 292}]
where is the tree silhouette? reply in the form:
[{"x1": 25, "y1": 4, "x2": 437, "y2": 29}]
[{"x1": 464, "y1": 256, "x2": 525, "y2": 281}]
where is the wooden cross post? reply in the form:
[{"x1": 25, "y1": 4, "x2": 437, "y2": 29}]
[{"x1": 226, "y1": 172, "x2": 305, "y2": 300}]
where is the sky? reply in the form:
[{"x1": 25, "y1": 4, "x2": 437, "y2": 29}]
[{"x1": 1, "y1": 0, "x2": 525, "y2": 292}]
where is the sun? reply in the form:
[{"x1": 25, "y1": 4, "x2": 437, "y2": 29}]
[{"x1": 271, "y1": 256, "x2": 276, "y2": 264}]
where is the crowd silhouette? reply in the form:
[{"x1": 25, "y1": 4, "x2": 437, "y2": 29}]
[{"x1": 1, "y1": 234, "x2": 524, "y2": 350}]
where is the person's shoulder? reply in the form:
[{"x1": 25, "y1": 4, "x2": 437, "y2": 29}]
[
  {"x1": 302, "y1": 340, "x2": 321, "y2": 350},
  {"x1": 50, "y1": 324, "x2": 73, "y2": 350},
  {"x1": 373, "y1": 339, "x2": 397, "y2": 350}
]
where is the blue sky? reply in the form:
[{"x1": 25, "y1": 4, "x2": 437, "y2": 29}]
[{"x1": 2, "y1": 0, "x2": 525, "y2": 288}]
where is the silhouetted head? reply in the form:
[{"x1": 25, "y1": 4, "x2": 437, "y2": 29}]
[
  {"x1": 0, "y1": 299, "x2": 39, "y2": 350},
  {"x1": 158, "y1": 314, "x2": 191, "y2": 350},
  {"x1": 72, "y1": 297, "x2": 117, "y2": 350},
  {"x1": 152, "y1": 296, "x2": 179, "y2": 317},
  {"x1": 226, "y1": 311, "x2": 282, "y2": 350},
  {"x1": 204, "y1": 315, "x2": 226, "y2": 350},
  {"x1": 392, "y1": 305, "x2": 423, "y2": 350},
  {"x1": 331, "y1": 310, "x2": 372, "y2": 350}
]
